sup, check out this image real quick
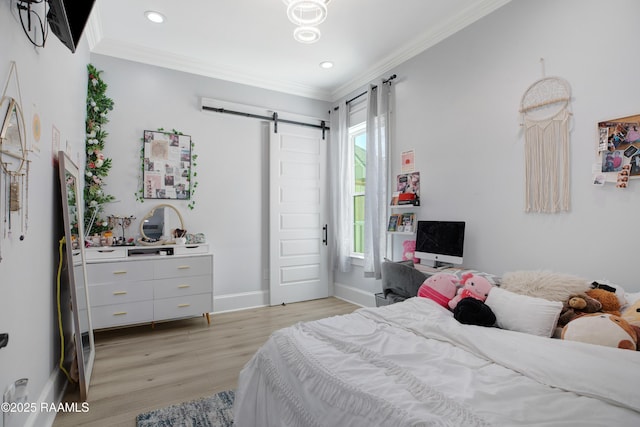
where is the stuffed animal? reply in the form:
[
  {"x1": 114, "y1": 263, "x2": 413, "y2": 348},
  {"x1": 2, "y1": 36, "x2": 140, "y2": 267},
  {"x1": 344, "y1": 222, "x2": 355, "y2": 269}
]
[
  {"x1": 557, "y1": 293, "x2": 602, "y2": 328},
  {"x1": 453, "y1": 297, "x2": 496, "y2": 327},
  {"x1": 591, "y1": 280, "x2": 627, "y2": 307},
  {"x1": 562, "y1": 313, "x2": 638, "y2": 351},
  {"x1": 622, "y1": 299, "x2": 640, "y2": 327},
  {"x1": 402, "y1": 240, "x2": 416, "y2": 262},
  {"x1": 586, "y1": 288, "x2": 621, "y2": 316},
  {"x1": 448, "y1": 272, "x2": 493, "y2": 310},
  {"x1": 417, "y1": 273, "x2": 458, "y2": 308}
]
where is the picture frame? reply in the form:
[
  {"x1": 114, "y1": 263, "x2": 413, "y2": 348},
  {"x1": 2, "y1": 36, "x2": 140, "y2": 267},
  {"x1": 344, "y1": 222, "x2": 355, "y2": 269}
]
[
  {"x1": 400, "y1": 212, "x2": 415, "y2": 232},
  {"x1": 142, "y1": 130, "x2": 192, "y2": 200},
  {"x1": 387, "y1": 214, "x2": 401, "y2": 232}
]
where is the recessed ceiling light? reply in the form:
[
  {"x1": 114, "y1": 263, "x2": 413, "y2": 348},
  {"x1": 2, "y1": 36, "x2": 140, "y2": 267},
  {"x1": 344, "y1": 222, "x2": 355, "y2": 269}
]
[
  {"x1": 145, "y1": 11, "x2": 165, "y2": 24},
  {"x1": 320, "y1": 61, "x2": 334, "y2": 69}
]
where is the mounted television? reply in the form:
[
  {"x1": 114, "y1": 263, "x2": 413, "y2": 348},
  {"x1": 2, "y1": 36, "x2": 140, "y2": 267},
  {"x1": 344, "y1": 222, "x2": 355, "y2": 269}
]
[
  {"x1": 47, "y1": 0, "x2": 96, "y2": 53},
  {"x1": 415, "y1": 221, "x2": 466, "y2": 267}
]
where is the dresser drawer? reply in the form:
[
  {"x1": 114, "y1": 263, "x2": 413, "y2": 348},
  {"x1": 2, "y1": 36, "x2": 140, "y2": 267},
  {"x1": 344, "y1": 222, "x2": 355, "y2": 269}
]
[
  {"x1": 154, "y1": 275, "x2": 212, "y2": 299},
  {"x1": 87, "y1": 260, "x2": 153, "y2": 284},
  {"x1": 85, "y1": 247, "x2": 127, "y2": 261},
  {"x1": 89, "y1": 282, "x2": 153, "y2": 307},
  {"x1": 154, "y1": 294, "x2": 212, "y2": 321},
  {"x1": 91, "y1": 301, "x2": 153, "y2": 329},
  {"x1": 173, "y1": 244, "x2": 209, "y2": 255},
  {"x1": 153, "y1": 255, "x2": 212, "y2": 279}
]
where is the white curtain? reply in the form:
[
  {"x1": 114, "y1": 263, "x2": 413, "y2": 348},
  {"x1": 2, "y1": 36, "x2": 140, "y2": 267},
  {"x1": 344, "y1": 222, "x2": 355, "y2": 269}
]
[
  {"x1": 329, "y1": 102, "x2": 352, "y2": 273},
  {"x1": 363, "y1": 82, "x2": 391, "y2": 278}
]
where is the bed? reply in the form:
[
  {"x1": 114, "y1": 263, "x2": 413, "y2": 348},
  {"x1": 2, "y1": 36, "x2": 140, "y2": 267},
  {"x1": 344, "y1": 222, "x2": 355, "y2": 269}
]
[{"x1": 234, "y1": 271, "x2": 640, "y2": 426}]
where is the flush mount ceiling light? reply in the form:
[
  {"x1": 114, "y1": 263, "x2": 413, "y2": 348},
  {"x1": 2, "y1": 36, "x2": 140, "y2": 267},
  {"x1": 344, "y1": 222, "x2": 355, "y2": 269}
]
[
  {"x1": 283, "y1": 0, "x2": 330, "y2": 44},
  {"x1": 286, "y1": 0, "x2": 328, "y2": 26},
  {"x1": 319, "y1": 61, "x2": 334, "y2": 69},
  {"x1": 293, "y1": 26, "x2": 321, "y2": 44},
  {"x1": 144, "y1": 10, "x2": 165, "y2": 24}
]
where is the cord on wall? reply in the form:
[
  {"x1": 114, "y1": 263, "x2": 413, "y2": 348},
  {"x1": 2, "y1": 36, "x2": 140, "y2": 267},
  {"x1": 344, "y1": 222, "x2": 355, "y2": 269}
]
[
  {"x1": 15, "y1": 0, "x2": 49, "y2": 48},
  {"x1": 56, "y1": 236, "x2": 74, "y2": 383}
]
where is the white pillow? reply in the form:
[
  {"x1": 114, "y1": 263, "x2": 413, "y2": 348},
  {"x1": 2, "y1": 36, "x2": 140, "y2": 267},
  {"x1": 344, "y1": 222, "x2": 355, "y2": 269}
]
[
  {"x1": 626, "y1": 292, "x2": 640, "y2": 305},
  {"x1": 485, "y1": 287, "x2": 563, "y2": 337}
]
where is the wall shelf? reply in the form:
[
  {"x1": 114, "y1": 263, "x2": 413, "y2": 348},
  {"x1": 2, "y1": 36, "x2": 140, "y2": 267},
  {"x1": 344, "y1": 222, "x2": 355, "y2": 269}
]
[{"x1": 389, "y1": 204, "x2": 418, "y2": 209}]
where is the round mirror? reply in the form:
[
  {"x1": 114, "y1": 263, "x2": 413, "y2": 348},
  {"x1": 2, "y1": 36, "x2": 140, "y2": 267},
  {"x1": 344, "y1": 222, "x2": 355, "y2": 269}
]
[
  {"x1": 139, "y1": 204, "x2": 185, "y2": 245},
  {"x1": 0, "y1": 95, "x2": 27, "y2": 175}
]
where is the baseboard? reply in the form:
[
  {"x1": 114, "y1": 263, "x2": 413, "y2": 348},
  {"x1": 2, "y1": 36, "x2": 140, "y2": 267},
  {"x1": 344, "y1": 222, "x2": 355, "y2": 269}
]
[
  {"x1": 333, "y1": 282, "x2": 376, "y2": 307},
  {"x1": 213, "y1": 290, "x2": 269, "y2": 313},
  {"x1": 211, "y1": 286, "x2": 375, "y2": 313},
  {"x1": 24, "y1": 369, "x2": 67, "y2": 427}
]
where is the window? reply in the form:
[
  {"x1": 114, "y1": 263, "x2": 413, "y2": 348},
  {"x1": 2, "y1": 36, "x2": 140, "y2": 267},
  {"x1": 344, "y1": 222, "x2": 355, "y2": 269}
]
[{"x1": 350, "y1": 122, "x2": 366, "y2": 255}]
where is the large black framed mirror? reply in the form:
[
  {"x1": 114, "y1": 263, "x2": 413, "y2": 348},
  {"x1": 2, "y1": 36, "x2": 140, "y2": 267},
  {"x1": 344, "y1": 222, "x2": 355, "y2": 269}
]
[{"x1": 58, "y1": 151, "x2": 95, "y2": 401}]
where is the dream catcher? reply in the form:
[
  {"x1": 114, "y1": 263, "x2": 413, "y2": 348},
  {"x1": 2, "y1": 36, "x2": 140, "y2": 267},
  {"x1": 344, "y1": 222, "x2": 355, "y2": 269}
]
[
  {"x1": 0, "y1": 62, "x2": 30, "y2": 261},
  {"x1": 520, "y1": 71, "x2": 572, "y2": 213}
]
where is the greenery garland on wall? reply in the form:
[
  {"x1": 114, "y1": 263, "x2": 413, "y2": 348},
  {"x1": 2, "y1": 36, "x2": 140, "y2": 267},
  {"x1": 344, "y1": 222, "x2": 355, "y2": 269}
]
[
  {"x1": 135, "y1": 128, "x2": 198, "y2": 210},
  {"x1": 84, "y1": 64, "x2": 115, "y2": 236}
]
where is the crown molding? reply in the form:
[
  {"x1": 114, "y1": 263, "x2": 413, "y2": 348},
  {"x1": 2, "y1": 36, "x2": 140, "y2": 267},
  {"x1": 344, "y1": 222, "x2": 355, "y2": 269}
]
[
  {"x1": 85, "y1": 0, "x2": 510, "y2": 103},
  {"x1": 331, "y1": 0, "x2": 511, "y2": 101},
  {"x1": 89, "y1": 38, "x2": 334, "y2": 101},
  {"x1": 85, "y1": 2, "x2": 103, "y2": 51}
]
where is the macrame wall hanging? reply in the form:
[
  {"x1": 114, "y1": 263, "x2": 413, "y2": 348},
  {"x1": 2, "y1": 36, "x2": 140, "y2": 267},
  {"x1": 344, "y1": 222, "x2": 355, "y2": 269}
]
[
  {"x1": 0, "y1": 61, "x2": 30, "y2": 262},
  {"x1": 520, "y1": 65, "x2": 572, "y2": 213}
]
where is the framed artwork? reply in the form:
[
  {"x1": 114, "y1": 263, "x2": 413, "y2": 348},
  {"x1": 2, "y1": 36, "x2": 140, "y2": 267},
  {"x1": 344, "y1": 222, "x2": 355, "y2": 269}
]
[{"x1": 143, "y1": 130, "x2": 192, "y2": 200}]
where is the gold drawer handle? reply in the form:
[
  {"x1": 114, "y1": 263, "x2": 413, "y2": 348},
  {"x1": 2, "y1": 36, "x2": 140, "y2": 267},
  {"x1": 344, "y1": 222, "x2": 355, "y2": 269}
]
[
  {"x1": 177, "y1": 265, "x2": 191, "y2": 270},
  {"x1": 113, "y1": 311, "x2": 127, "y2": 316},
  {"x1": 178, "y1": 284, "x2": 190, "y2": 289},
  {"x1": 113, "y1": 291, "x2": 127, "y2": 295},
  {"x1": 112, "y1": 271, "x2": 128, "y2": 275},
  {"x1": 178, "y1": 303, "x2": 191, "y2": 308}
]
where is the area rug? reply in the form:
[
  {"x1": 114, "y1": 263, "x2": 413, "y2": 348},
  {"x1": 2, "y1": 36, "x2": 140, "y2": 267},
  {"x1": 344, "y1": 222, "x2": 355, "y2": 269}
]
[{"x1": 136, "y1": 390, "x2": 234, "y2": 427}]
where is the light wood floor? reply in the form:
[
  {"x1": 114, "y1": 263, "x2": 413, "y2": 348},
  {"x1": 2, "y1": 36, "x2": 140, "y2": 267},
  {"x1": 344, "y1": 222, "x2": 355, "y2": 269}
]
[{"x1": 53, "y1": 297, "x2": 358, "y2": 427}]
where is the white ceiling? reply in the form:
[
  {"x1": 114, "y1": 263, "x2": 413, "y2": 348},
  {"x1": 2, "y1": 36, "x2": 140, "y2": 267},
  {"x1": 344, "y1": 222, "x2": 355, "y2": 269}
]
[{"x1": 86, "y1": 0, "x2": 510, "y2": 102}]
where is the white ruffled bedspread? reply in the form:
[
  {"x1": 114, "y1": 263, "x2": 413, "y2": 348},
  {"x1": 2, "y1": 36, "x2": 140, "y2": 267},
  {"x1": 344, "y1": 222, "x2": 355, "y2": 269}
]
[{"x1": 234, "y1": 298, "x2": 640, "y2": 426}]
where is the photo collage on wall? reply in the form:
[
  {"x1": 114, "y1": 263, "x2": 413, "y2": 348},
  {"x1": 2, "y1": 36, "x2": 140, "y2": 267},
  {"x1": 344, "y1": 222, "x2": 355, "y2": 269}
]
[
  {"x1": 143, "y1": 130, "x2": 191, "y2": 199},
  {"x1": 596, "y1": 116, "x2": 640, "y2": 188}
]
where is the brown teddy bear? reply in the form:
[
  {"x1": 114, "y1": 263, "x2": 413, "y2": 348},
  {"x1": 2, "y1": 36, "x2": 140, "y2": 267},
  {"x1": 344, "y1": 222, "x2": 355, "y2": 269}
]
[
  {"x1": 558, "y1": 293, "x2": 603, "y2": 328},
  {"x1": 586, "y1": 288, "x2": 621, "y2": 316}
]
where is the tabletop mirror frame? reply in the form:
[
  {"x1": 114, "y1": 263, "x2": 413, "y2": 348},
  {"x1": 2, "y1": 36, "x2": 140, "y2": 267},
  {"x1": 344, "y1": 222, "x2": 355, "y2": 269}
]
[
  {"x1": 58, "y1": 151, "x2": 95, "y2": 401},
  {"x1": 139, "y1": 203, "x2": 185, "y2": 246}
]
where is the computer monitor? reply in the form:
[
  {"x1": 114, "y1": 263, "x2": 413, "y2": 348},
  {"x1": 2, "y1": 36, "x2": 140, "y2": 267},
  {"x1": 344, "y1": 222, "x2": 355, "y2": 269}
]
[{"x1": 414, "y1": 220, "x2": 465, "y2": 267}]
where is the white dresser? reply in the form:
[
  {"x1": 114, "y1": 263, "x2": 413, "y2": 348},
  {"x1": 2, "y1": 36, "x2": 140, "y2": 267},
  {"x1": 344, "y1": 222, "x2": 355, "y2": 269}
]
[{"x1": 85, "y1": 244, "x2": 213, "y2": 329}]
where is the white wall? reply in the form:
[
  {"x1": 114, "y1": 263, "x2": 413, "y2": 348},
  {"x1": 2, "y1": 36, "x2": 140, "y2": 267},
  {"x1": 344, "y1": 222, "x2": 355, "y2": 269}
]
[
  {"x1": 88, "y1": 55, "x2": 330, "y2": 311},
  {"x1": 335, "y1": 0, "x2": 640, "y2": 301},
  {"x1": 3, "y1": 2, "x2": 638, "y2": 420},
  {"x1": 0, "y1": 2, "x2": 90, "y2": 426}
]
